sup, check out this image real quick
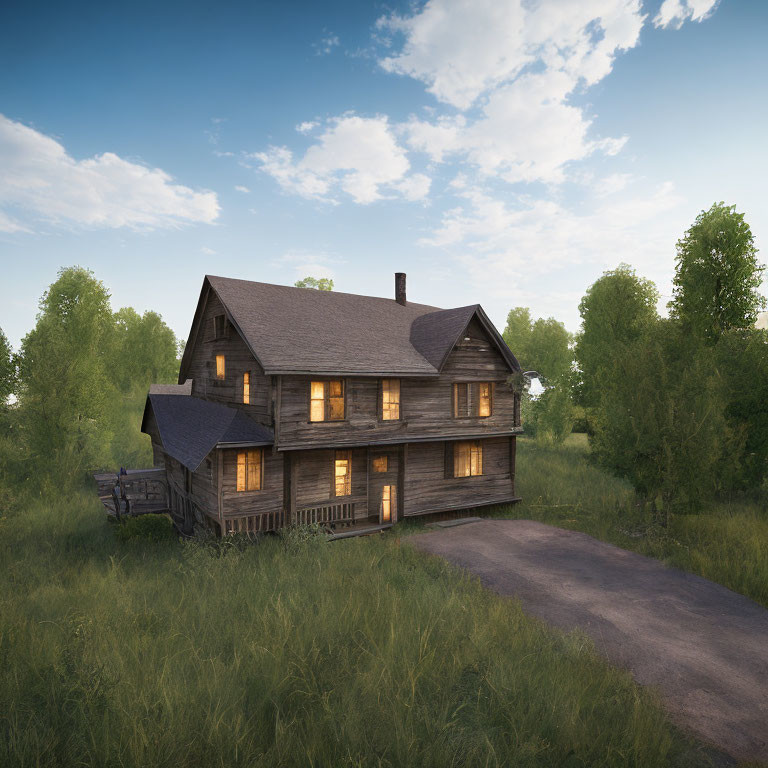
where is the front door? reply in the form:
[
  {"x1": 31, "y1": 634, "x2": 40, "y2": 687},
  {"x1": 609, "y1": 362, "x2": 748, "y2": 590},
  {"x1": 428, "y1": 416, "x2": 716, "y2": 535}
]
[{"x1": 368, "y1": 449, "x2": 399, "y2": 524}]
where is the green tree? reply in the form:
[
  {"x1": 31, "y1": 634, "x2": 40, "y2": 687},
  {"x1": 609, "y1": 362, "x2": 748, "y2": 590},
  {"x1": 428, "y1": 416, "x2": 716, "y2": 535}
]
[
  {"x1": 670, "y1": 202, "x2": 764, "y2": 344},
  {"x1": 591, "y1": 320, "x2": 741, "y2": 518},
  {"x1": 0, "y1": 328, "x2": 14, "y2": 408},
  {"x1": 295, "y1": 276, "x2": 334, "y2": 291},
  {"x1": 714, "y1": 328, "x2": 768, "y2": 490},
  {"x1": 16, "y1": 267, "x2": 115, "y2": 488},
  {"x1": 574, "y1": 264, "x2": 659, "y2": 412},
  {"x1": 107, "y1": 307, "x2": 180, "y2": 467},
  {"x1": 503, "y1": 308, "x2": 573, "y2": 443}
]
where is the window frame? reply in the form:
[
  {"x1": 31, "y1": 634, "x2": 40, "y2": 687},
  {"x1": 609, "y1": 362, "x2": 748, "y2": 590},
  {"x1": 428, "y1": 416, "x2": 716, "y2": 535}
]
[
  {"x1": 372, "y1": 455, "x2": 388, "y2": 473},
  {"x1": 215, "y1": 354, "x2": 226, "y2": 380},
  {"x1": 243, "y1": 371, "x2": 250, "y2": 405},
  {"x1": 445, "y1": 440, "x2": 484, "y2": 478},
  {"x1": 379, "y1": 378, "x2": 402, "y2": 422},
  {"x1": 236, "y1": 448, "x2": 264, "y2": 492},
  {"x1": 332, "y1": 449, "x2": 352, "y2": 497},
  {"x1": 212, "y1": 314, "x2": 228, "y2": 340},
  {"x1": 452, "y1": 381, "x2": 494, "y2": 418},
  {"x1": 308, "y1": 379, "x2": 347, "y2": 423}
]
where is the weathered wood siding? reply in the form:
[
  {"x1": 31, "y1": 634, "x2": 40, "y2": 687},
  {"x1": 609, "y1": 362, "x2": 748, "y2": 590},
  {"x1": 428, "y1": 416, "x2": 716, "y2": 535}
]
[
  {"x1": 220, "y1": 448, "x2": 284, "y2": 519},
  {"x1": 185, "y1": 289, "x2": 272, "y2": 423},
  {"x1": 293, "y1": 448, "x2": 369, "y2": 520},
  {"x1": 164, "y1": 453, "x2": 218, "y2": 523},
  {"x1": 403, "y1": 437, "x2": 515, "y2": 516},
  {"x1": 277, "y1": 318, "x2": 519, "y2": 449}
]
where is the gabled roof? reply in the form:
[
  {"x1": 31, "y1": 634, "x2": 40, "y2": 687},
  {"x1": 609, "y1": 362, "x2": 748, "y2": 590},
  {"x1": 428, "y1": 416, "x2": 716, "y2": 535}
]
[
  {"x1": 142, "y1": 394, "x2": 273, "y2": 472},
  {"x1": 179, "y1": 275, "x2": 520, "y2": 379}
]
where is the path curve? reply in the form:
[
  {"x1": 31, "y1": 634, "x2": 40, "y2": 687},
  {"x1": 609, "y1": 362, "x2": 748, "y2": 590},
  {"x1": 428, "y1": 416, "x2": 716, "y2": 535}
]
[{"x1": 412, "y1": 519, "x2": 768, "y2": 764}]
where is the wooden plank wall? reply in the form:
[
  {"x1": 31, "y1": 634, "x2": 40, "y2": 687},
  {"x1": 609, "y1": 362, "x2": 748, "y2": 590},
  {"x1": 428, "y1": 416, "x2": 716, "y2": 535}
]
[
  {"x1": 185, "y1": 290, "x2": 272, "y2": 423},
  {"x1": 293, "y1": 448, "x2": 369, "y2": 520},
  {"x1": 220, "y1": 448, "x2": 284, "y2": 519},
  {"x1": 403, "y1": 437, "x2": 515, "y2": 516},
  {"x1": 277, "y1": 318, "x2": 519, "y2": 448}
]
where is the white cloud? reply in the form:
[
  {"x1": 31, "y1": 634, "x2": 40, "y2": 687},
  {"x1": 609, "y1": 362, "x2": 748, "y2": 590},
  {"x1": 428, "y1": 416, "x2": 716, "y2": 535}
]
[
  {"x1": 378, "y1": 0, "x2": 645, "y2": 110},
  {"x1": 423, "y1": 181, "x2": 685, "y2": 284},
  {"x1": 654, "y1": 0, "x2": 719, "y2": 29},
  {"x1": 277, "y1": 249, "x2": 340, "y2": 281},
  {"x1": 201, "y1": 246, "x2": 217, "y2": 255},
  {"x1": 314, "y1": 34, "x2": 340, "y2": 56},
  {"x1": 253, "y1": 115, "x2": 429, "y2": 204},
  {"x1": 379, "y1": 1, "x2": 641, "y2": 185},
  {"x1": 234, "y1": 185, "x2": 251, "y2": 193},
  {"x1": 0, "y1": 115, "x2": 220, "y2": 232},
  {"x1": 296, "y1": 121, "x2": 318, "y2": 134}
]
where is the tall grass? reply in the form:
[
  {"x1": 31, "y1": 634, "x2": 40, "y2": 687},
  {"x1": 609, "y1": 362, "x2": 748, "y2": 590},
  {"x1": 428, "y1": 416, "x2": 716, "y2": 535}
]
[
  {"x1": 0, "y1": 493, "x2": 709, "y2": 767},
  {"x1": 501, "y1": 434, "x2": 768, "y2": 608}
]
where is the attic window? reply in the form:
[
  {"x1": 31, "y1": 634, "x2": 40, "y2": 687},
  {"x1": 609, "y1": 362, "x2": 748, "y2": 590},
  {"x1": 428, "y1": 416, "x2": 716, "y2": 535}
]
[
  {"x1": 216, "y1": 355, "x2": 226, "y2": 380},
  {"x1": 309, "y1": 380, "x2": 345, "y2": 422},
  {"x1": 453, "y1": 382, "x2": 493, "y2": 418},
  {"x1": 213, "y1": 314, "x2": 227, "y2": 339}
]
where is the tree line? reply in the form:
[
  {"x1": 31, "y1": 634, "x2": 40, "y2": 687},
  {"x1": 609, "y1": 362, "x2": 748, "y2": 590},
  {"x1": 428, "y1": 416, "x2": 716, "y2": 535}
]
[
  {"x1": 0, "y1": 267, "x2": 180, "y2": 506},
  {"x1": 504, "y1": 202, "x2": 767, "y2": 518}
]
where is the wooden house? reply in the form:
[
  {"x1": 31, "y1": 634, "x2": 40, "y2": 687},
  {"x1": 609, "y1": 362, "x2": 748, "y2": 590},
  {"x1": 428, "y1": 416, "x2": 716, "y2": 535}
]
[{"x1": 139, "y1": 273, "x2": 523, "y2": 535}]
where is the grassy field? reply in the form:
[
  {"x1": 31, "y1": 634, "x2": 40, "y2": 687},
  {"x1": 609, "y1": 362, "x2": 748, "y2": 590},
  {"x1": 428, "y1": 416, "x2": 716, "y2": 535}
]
[
  {"x1": 0, "y1": 485, "x2": 717, "y2": 766},
  {"x1": 501, "y1": 434, "x2": 768, "y2": 609}
]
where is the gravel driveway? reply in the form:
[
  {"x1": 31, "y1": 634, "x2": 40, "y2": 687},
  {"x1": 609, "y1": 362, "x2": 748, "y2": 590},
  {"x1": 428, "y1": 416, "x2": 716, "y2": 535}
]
[{"x1": 412, "y1": 519, "x2": 768, "y2": 764}]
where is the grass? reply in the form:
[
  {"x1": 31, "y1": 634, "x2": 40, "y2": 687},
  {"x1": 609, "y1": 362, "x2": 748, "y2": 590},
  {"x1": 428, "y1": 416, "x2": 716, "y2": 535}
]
[
  {"x1": 497, "y1": 434, "x2": 768, "y2": 609},
  {"x1": 0, "y1": 490, "x2": 713, "y2": 767}
]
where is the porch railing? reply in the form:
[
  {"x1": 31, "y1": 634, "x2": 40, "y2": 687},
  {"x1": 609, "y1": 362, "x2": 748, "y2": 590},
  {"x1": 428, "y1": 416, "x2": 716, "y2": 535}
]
[{"x1": 294, "y1": 502, "x2": 355, "y2": 527}]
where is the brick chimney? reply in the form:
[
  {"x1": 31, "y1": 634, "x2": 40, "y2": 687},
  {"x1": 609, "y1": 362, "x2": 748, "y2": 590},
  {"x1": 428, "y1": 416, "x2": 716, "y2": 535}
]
[{"x1": 395, "y1": 272, "x2": 406, "y2": 305}]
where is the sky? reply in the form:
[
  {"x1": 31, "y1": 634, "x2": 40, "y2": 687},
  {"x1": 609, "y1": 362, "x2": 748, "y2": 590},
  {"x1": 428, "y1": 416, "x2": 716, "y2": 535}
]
[{"x1": 1, "y1": 0, "x2": 766, "y2": 350}]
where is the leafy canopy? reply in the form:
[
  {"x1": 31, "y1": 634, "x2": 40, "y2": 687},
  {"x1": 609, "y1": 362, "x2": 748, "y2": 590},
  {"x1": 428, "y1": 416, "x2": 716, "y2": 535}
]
[
  {"x1": 294, "y1": 276, "x2": 334, "y2": 291},
  {"x1": 574, "y1": 264, "x2": 658, "y2": 409},
  {"x1": 503, "y1": 307, "x2": 573, "y2": 443},
  {"x1": 670, "y1": 202, "x2": 764, "y2": 343}
]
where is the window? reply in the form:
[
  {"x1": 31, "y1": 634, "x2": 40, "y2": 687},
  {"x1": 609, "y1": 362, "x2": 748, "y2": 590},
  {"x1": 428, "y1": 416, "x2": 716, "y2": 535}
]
[
  {"x1": 452, "y1": 441, "x2": 483, "y2": 477},
  {"x1": 213, "y1": 314, "x2": 227, "y2": 339},
  {"x1": 216, "y1": 355, "x2": 225, "y2": 380},
  {"x1": 309, "y1": 380, "x2": 345, "y2": 422},
  {"x1": 381, "y1": 485, "x2": 393, "y2": 523},
  {"x1": 372, "y1": 455, "x2": 388, "y2": 473},
  {"x1": 236, "y1": 449, "x2": 262, "y2": 491},
  {"x1": 453, "y1": 382, "x2": 493, "y2": 417},
  {"x1": 381, "y1": 379, "x2": 401, "y2": 420},
  {"x1": 334, "y1": 450, "x2": 351, "y2": 496},
  {"x1": 243, "y1": 372, "x2": 250, "y2": 404}
]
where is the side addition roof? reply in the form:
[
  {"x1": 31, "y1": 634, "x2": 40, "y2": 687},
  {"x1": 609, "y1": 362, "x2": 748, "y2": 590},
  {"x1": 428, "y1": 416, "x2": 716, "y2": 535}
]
[{"x1": 141, "y1": 394, "x2": 273, "y2": 472}]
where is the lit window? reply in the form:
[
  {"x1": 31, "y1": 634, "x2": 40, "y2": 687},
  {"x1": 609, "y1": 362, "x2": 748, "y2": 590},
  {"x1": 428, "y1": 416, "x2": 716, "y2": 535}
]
[
  {"x1": 328, "y1": 380, "x2": 345, "y2": 420},
  {"x1": 453, "y1": 441, "x2": 483, "y2": 477},
  {"x1": 243, "y1": 372, "x2": 250, "y2": 404},
  {"x1": 236, "y1": 449, "x2": 262, "y2": 491},
  {"x1": 453, "y1": 382, "x2": 493, "y2": 417},
  {"x1": 216, "y1": 355, "x2": 225, "y2": 380},
  {"x1": 334, "y1": 450, "x2": 351, "y2": 496},
  {"x1": 309, "y1": 380, "x2": 345, "y2": 422},
  {"x1": 478, "y1": 383, "x2": 492, "y2": 417},
  {"x1": 372, "y1": 456, "x2": 388, "y2": 473},
  {"x1": 381, "y1": 485, "x2": 393, "y2": 522},
  {"x1": 381, "y1": 379, "x2": 400, "y2": 420}
]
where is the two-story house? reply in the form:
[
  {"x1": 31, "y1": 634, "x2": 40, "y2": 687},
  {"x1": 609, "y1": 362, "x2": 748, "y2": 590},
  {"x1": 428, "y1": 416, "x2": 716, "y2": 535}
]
[{"x1": 140, "y1": 273, "x2": 523, "y2": 535}]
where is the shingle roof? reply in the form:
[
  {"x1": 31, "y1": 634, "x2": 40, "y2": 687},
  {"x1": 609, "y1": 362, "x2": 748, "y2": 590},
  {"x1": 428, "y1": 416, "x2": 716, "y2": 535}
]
[
  {"x1": 410, "y1": 305, "x2": 481, "y2": 370},
  {"x1": 143, "y1": 394, "x2": 273, "y2": 472},
  {"x1": 179, "y1": 275, "x2": 519, "y2": 379}
]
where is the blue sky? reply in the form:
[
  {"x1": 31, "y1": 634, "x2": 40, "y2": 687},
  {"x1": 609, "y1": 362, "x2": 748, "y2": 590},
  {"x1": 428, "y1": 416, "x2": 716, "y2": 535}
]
[{"x1": 1, "y1": 0, "x2": 766, "y2": 349}]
